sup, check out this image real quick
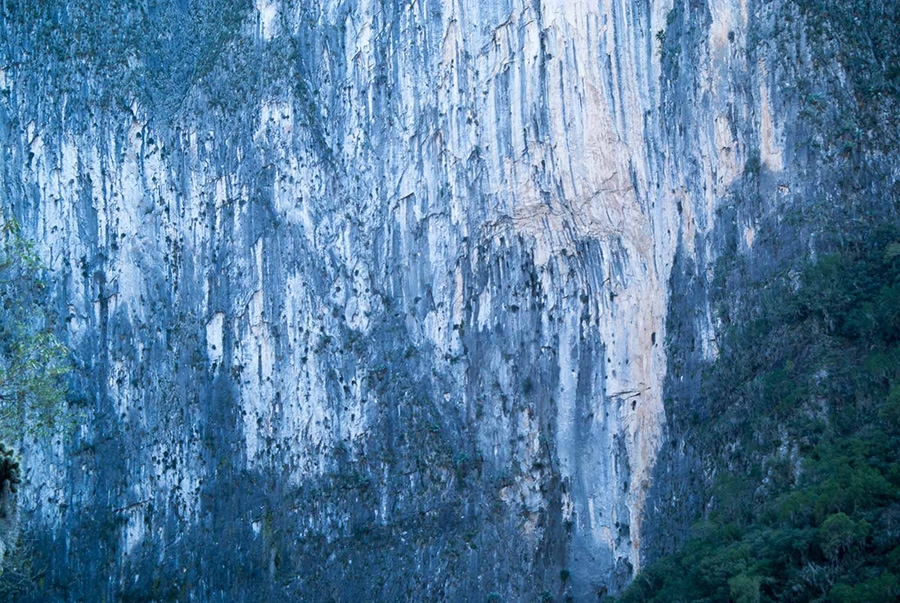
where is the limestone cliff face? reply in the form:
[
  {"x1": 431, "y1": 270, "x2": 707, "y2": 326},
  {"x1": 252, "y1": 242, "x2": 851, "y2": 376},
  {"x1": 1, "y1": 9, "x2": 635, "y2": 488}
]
[{"x1": 1, "y1": 0, "x2": 893, "y2": 600}]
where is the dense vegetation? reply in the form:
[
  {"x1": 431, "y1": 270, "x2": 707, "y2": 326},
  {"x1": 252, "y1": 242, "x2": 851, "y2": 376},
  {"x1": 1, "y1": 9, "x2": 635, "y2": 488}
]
[{"x1": 619, "y1": 229, "x2": 900, "y2": 602}]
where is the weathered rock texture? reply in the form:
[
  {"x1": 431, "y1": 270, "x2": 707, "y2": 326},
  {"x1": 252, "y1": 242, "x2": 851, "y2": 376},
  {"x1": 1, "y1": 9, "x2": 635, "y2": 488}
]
[{"x1": 0, "y1": 0, "x2": 897, "y2": 600}]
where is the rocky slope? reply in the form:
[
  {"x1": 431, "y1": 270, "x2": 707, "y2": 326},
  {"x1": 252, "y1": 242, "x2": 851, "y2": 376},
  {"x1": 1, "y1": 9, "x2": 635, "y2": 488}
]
[{"x1": 0, "y1": 0, "x2": 896, "y2": 600}]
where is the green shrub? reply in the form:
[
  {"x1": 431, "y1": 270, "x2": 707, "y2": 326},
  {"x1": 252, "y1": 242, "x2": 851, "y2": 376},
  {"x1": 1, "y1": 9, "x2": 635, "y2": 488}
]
[{"x1": 617, "y1": 236, "x2": 900, "y2": 601}]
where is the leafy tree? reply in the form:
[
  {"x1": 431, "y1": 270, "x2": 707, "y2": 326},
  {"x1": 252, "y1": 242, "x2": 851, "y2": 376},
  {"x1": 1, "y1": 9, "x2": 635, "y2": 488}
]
[
  {"x1": 0, "y1": 216, "x2": 71, "y2": 588},
  {"x1": 0, "y1": 219, "x2": 70, "y2": 440}
]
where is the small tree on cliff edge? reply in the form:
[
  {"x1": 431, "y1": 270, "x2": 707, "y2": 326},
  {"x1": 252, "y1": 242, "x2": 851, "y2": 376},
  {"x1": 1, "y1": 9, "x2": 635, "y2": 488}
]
[{"x1": 0, "y1": 215, "x2": 71, "y2": 584}]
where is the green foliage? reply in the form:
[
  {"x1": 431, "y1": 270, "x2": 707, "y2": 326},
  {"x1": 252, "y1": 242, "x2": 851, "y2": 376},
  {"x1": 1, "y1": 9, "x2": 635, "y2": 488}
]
[
  {"x1": 728, "y1": 573, "x2": 762, "y2": 603},
  {"x1": 0, "y1": 218, "x2": 71, "y2": 443},
  {"x1": 818, "y1": 513, "x2": 869, "y2": 562},
  {"x1": 0, "y1": 216, "x2": 71, "y2": 585},
  {"x1": 0, "y1": 444, "x2": 20, "y2": 497},
  {"x1": 619, "y1": 234, "x2": 900, "y2": 602}
]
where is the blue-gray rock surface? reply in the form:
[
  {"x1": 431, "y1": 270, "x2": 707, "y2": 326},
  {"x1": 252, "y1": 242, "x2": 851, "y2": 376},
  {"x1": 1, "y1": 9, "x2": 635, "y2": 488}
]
[{"x1": 0, "y1": 0, "x2": 897, "y2": 600}]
